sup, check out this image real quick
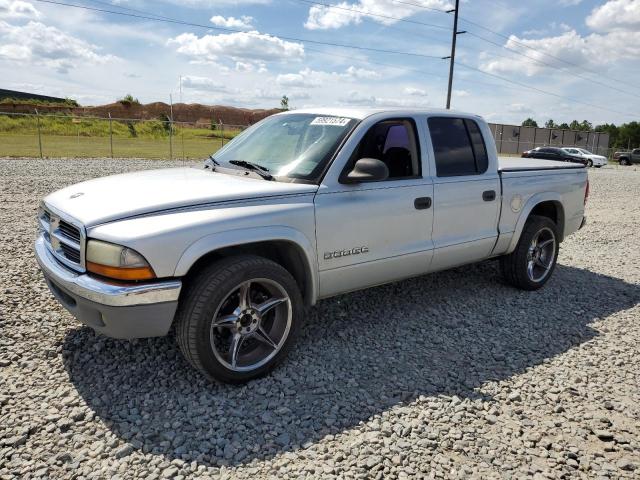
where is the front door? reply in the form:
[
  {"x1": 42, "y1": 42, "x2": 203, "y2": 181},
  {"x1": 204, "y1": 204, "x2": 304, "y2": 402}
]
[{"x1": 314, "y1": 118, "x2": 434, "y2": 298}]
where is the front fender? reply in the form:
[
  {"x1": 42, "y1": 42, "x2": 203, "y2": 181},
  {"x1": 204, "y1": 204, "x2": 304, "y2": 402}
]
[
  {"x1": 506, "y1": 192, "x2": 564, "y2": 254},
  {"x1": 173, "y1": 226, "x2": 319, "y2": 304}
]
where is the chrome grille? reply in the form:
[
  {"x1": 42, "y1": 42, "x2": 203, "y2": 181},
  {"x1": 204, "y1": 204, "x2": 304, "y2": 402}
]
[
  {"x1": 60, "y1": 243, "x2": 81, "y2": 263},
  {"x1": 39, "y1": 206, "x2": 85, "y2": 272},
  {"x1": 58, "y1": 220, "x2": 81, "y2": 244}
]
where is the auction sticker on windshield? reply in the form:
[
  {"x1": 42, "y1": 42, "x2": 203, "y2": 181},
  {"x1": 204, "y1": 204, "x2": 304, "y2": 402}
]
[{"x1": 310, "y1": 117, "x2": 351, "y2": 126}]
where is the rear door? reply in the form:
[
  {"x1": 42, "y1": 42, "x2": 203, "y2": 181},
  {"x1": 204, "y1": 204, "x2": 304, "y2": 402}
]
[{"x1": 426, "y1": 116, "x2": 500, "y2": 271}]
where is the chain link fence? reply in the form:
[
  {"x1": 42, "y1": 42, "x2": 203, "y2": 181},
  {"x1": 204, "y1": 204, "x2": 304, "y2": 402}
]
[
  {"x1": 0, "y1": 111, "x2": 249, "y2": 160},
  {"x1": 487, "y1": 123, "x2": 616, "y2": 158},
  {"x1": 1, "y1": 111, "x2": 628, "y2": 161}
]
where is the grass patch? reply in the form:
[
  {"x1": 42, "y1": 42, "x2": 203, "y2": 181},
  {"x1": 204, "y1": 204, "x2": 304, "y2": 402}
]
[
  {"x1": 0, "y1": 134, "x2": 224, "y2": 159},
  {"x1": 0, "y1": 97, "x2": 79, "y2": 107},
  {"x1": 0, "y1": 114, "x2": 244, "y2": 159}
]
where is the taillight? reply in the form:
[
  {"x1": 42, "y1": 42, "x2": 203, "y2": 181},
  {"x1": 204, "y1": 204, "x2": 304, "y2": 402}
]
[{"x1": 584, "y1": 179, "x2": 589, "y2": 205}]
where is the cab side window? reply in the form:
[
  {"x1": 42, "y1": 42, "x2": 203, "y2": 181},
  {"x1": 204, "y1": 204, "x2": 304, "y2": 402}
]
[
  {"x1": 428, "y1": 117, "x2": 488, "y2": 177},
  {"x1": 352, "y1": 119, "x2": 420, "y2": 179}
]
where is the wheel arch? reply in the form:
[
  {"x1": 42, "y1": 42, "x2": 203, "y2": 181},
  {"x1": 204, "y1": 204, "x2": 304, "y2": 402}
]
[
  {"x1": 174, "y1": 227, "x2": 318, "y2": 306},
  {"x1": 507, "y1": 194, "x2": 565, "y2": 254}
]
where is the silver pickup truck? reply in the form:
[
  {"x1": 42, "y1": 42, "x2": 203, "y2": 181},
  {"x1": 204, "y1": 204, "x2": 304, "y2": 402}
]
[{"x1": 35, "y1": 108, "x2": 588, "y2": 383}]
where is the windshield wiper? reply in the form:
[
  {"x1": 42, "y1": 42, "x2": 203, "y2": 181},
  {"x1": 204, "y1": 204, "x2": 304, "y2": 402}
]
[
  {"x1": 228, "y1": 160, "x2": 273, "y2": 180},
  {"x1": 204, "y1": 156, "x2": 220, "y2": 170}
]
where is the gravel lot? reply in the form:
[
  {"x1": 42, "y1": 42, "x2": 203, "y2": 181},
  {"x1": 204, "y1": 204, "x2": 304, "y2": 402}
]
[{"x1": 1, "y1": 158, "x2": 639, "y2": 479}]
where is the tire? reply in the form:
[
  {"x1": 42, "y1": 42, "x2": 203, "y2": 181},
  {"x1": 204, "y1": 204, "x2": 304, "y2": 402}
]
[
  {"x1": 175, "y1": 255, "x2": 303, "y2": 383},
  {"x1": 500, "y1": 215, "x2": 559, "y2": 291},
  {"x1": 586, "y1": 159, "x2": 593, "y2": 167},
  {"x1": 620, "y1": 158, "x2": 630, "y2": 166}
]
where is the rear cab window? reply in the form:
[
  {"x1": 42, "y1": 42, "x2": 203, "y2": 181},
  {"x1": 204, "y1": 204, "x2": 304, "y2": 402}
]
[{"x1": 427, "y1": 117, "x2": 488, "y2": 177}]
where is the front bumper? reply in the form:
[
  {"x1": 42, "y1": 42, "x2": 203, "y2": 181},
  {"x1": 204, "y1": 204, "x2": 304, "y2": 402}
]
[{"x1": 35, "y1": 235, "x2": 182, "y2": 339}]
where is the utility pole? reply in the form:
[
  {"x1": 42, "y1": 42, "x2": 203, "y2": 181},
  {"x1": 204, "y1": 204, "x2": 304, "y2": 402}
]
[
  {"x1": 444, "y1": 0, "x2": 465, "y2": 109},
  {"x1": 169, "y1": 94, "x2": 173, "y2": 161}
]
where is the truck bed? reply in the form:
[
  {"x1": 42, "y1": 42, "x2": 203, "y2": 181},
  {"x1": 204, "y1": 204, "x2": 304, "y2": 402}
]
[{"x1": 498, "y1": 157, "x2": 585, "y2": 172}]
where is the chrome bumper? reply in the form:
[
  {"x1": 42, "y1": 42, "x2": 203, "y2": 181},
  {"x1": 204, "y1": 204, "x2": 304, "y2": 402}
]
[{"x1": 35, "y1": 235, "x2": 181, "y2": 307}]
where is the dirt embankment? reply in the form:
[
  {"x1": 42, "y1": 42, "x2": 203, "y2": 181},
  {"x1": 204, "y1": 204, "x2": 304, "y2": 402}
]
[{"x1": 0, "y1": 101, "x2": 281, "y2": 126}]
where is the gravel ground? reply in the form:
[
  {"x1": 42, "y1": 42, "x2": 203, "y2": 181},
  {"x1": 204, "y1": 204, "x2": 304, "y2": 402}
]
[{"x1": 1, "y1": 158, "x2": 639, "y2": 479}]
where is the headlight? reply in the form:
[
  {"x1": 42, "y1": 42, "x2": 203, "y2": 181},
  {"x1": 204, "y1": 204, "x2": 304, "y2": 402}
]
[{"x1": 86, "y1": 240, "x2": 156, "y2": 281}]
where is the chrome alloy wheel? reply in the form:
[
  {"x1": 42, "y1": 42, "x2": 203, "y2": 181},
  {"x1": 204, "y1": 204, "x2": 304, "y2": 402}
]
[
  {"x1": 526, "y1": 227, "x2": 556, "y2": 283},
  {"x1": 209, "y1": 278, "x2": 292, "y2": 372}
]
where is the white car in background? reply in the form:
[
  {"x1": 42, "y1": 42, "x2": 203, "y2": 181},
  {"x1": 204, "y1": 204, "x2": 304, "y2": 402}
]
[{"x1": 562, "y1": 148, "x2": 607, "y2": 168}]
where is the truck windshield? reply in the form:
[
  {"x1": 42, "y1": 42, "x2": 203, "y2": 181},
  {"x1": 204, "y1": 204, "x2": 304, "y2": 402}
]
[{"x1": 212, "y1": 114, "x2": 357, "y2": 181}]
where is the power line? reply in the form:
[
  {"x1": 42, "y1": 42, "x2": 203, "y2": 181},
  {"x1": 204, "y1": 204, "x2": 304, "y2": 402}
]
[
  {"x1": 457, "y1": 15, "x2": 640, "y2": 91},
  {"x1": 32, "y1": 0, "x2": 637, "y2": 118},
  {"x1": 385, "y1": 0, "x2": 640, "y2": 92},
  {"x1": 33, "y1": 0, "x2": 444, "y2": 60},
  {"x1": 456, "y1": 62, "x2": 637, "y2": 119},
  {"x1": 465, "y1": 31, "x2": 640, "y2": 100},
  {"x1": 305, "y1": 45, "x2": 524, "y2": 93},
  {"x1": 296, "y1": 0, "x2": 640, "y2": 100}
]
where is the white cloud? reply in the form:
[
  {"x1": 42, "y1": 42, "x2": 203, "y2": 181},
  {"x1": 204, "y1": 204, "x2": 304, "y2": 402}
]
[
  {"x1": 235, "y1": 61, "x2": 254, "y2": 72},
  {"x1": 340, "y1": 90, "x2": 376, "y2": 105},
  {"x1": 305, "y1": 0, "x2": 452, "y2": 30},
  {"x1": 181, "y1": 75, "x2": 231, "y2": 92},
  {"x1": 252, "y1": 88, "x2": 282, "y2": 100},
  {"x1": 480, "y1": 29, "x2": 640, "y2": 76},
  {"x1": 0, "y1": 20, "x2": 115, "y2": 73},
  {"x1": 559, "y1": 0, "x2": 583, "y2": 5},
  {"x1": 404, "y1": 86, "x2": 428, "y2": 96},
  {"x1": 586, "y1": 0, "x2": 640, "y2": 32},
  {"x1": 276, "y1": 65, "x2": 379, "y2": 87},
  {"x1": 0, "y1": 0, "x2": 39, "y2": 19},
  {"x1": 167, "y1": 30, "x2": 305, "y2": 63},
  {"x1": 276, "y1": 68, "x2": 324, "y2": 87},
  {"x1": 507, "y1": 103, "x2": 533, "y2": 113},
  {"x1": 344, "y1": 65, "x2": 379, "y2": 79},
  {"x1": 163, "y1": 0, "x2": 269, "y2": 5},
  {"x1": 453, "y1": 89, "x2": 469, "y2": 97},
  {"x1": 210, "y1": 15, "x2": 254, "y2": 30},
  {"x1": 339, "y1": 89, "x2": 429, "y2": 107}
]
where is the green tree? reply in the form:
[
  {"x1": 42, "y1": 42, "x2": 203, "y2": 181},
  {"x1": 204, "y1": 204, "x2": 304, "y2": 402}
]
[
  {"x1": 617, "y1": 121, "x2": 640, "y2": 149},
  {"x1": 119, "y1": 94, "x2": 140, "y2": 106},
  {"x1": 557, "y1": 122, "x2": 570, "y2": 129},
  {"x1": 569, "y1": 120, "x2": 581, "y2": 130},
  {"x1": 594, "y1": 123, "x2": 619, "y2": 147},
  {"x1": 544, "y1": 119, "x2": 555, "y2": 128},
  {"x1": 280, "y1": 95, "x2": 289, "y2": 111},
  {"x1": 579, "y1": 120, "x2": 593, "y2": 132},
  {"x1": 521, "y1": 117, "x2": 538, "y2": 127}
]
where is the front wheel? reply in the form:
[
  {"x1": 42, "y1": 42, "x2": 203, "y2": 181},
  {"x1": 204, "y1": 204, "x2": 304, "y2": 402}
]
[
  {"x1": 586, "y1": 159, "x2": 593, "y2": 167},
  {"x1": 176, "y1": 255, "x2": 303, "y2": 383},
  {"x1": 620, "y1": 158, "x2": 630, "y2": 166},
  {"x1": 500, "y1": 215, "x2": 559, "y2": 290}
]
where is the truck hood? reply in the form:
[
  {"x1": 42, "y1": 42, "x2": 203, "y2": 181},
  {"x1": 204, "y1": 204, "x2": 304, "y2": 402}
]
[{"x1": 44, "y1": 167, "x2": 318, "y2": 226}]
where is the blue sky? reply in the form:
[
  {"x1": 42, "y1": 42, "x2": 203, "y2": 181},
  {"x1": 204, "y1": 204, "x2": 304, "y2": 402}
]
[{"x1": 1, "y1": 0, "x2": 639, "y2": 125}]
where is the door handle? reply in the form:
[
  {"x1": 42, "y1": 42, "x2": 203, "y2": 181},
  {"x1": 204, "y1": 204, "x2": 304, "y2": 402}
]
[
  {"x1": 482, "y1": 190, "x2": 496, "y2": 201},
  {"x1": 414, "y1": 197, "x2": 432, "y2": 210}
]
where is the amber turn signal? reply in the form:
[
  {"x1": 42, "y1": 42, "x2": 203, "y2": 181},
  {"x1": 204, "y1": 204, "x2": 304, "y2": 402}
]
[{"x1": 86, "y1": 261, "x2": 156, "y2": 281}]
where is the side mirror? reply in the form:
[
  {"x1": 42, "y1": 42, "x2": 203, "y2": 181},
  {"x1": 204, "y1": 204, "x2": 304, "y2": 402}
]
[{"x1": 342, "y1": 158, "x2": 389, "y2": 183}]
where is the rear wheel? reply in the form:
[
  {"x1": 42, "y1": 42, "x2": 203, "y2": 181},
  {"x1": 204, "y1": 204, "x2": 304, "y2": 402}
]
[
  {"x1": 620, "y1": 158, "x2": 630, "y2": 166},
  {"x1": 500, "y1": 215, "x2": 559, "y2": 290},
  {"x1": 176, "y1": 255, "x2": 303, "y2": 383}
]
